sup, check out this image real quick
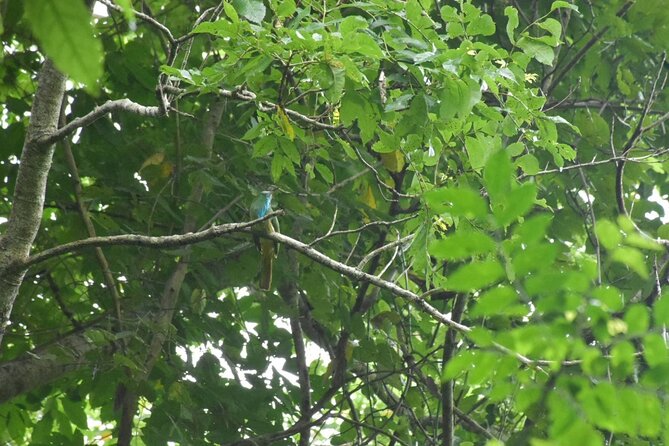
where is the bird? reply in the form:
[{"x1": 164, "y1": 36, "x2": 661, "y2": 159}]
[{"x1": 249, "y1": 190, "x2": 279, "y2": 290}]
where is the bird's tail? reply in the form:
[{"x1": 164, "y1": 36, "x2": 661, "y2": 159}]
[{"x1": 260, "y1": 247, "x2": 273, "y2": 290}]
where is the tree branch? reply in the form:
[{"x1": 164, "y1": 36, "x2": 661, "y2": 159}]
[
  {"x1": 544, "y1": 0, "x2": 634, "y2": 97},
  {"x1": 36, "y1": 99, "x2": 162, "y2": 146},
  {"x1": 441, "y1": 294, "x2": 467, "y2": 446},
  {"x1": 0, "y1": 320, "x2": 112, "y2": 403},
  {"x1": 616, "y1": 52, "x2": 667, "y2": 216},
  {"x1": 522, "y1": 148, "x2": 669, "y2": 179},
  {"x1": 0, "y1": 59, "x2": 66, "y2": 348},
  {"x1": 60, "y1": 102, "x2": 123, "y2": 328},
  {"x1": 17, "y1": 211, "x2": 283, "y2": 271}
]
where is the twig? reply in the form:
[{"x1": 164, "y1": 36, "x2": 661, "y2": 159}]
[
  {"x1": 266, "y1": 231, "x2": 470, "y2": 333},
  {"x1": 545, "y1": 99, "x2": 669, "y2": 113},
  {"x1": 197, "y1": 195, "x2": 243, "y2": 231},
  {"x1": 326, "y1": 169, "x2": 370, "y2": 194},
  {"x1": 45, "y1": 272, "x2": 81, "y2": 329},
  {"x1": 577, "y1": 168, "x2": 601, "y2": 285},
  {"x1": 523, "y1": 149, "x2": 669, "y2": 178},
  {"x1": 357, "y1": 235, "x2": 415, "y2": 270},
  {"x1": 99, "y1": 0, "x2": 176, "y2": 44},
  {"x1": 441, "y1": 294, "x2": 467, "y2": 446},
  {"x1": 60, "y1": 103, "x2": 124, "y2": 329},
  {"x1": 349, "y1": 141, "x2": 416, "y2": 201},
  {"x1": 616, "y1": 52, "x2": 666, "y2": 216},
  {"x1": 544, "y1": 0, "x2": 634, "y2": 97},
  {"x1": 310, "y1": 214, "x2": 418, "y2": 246}
]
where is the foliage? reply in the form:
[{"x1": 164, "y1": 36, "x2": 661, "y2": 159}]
[{"x1": 1, "y1": 0, "x2": 669, "y2": 445}]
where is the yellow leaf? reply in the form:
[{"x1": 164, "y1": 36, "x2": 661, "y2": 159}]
[
  {"x1": 332, "y1": 107, "x2": 340, "y2": 126},
  {"x1": 140, "y1": 152, "x2": 165, "y2": 171},
  {"x1": 361, "y1": 184, "x2": 377, "y2": 209},
  {"x1": 160, "y1": 161, "x2": 174, "y2": 178},
  {"x1": 345, "y1": 342, "x2": 354, "y2": 362},
  {"x1": 277, "y1": 107, "x2": 295, "y2": 141},
  {"x1": 380, "y1": 150, "x2": 405, "y2": 173}
]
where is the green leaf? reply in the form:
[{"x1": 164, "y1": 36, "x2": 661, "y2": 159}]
[
  {"x1": 232, "y1": 0, "x2": 266, "y2": 24},
  {"x1": 224, "y1": 2, "x2": 240, "y2": 22},
  {"x1": 467, "y1": 14, "x2": 495, "y2": 36},
  {"x1": 507, "y1": 142, "x2": 525, "y2": 157},
  {"x1": 512, "y1": 242, "x2": 559, "y2": 275},
  {"x1": 24, "y1": 0, "x2": 103, "y2": 91},
  {"x1": 537, "y1": 18, "x2": 562, "y2": 46},
  {"x1": 342, "y1": 33, "x2": 384, "y2": 59},
  {"x1": 643, "y1": 333, "x2": 669, "y2": 367},
  {"x1": 340, "y1": 16, "x2": 368, "y2": 35},
  {"x1": 340, "y1": 90, "x2": 378, "y2": 143},
  {"x1": 440, "y1": 78, "x2": 481, "y2": 119},
  {"x1": 338, "y1": 138, "x2": 357, "y2": 159},
  {"x1": 624, "y1": 304, "x2": 649, "y2": 336},
  {"x1": 591, "y1": 286, "x2": 624, "y2": 312},
  {"x1": 423, "y1": 187, "x2": 488, "y2": 218},
  {"x1": 471, "y1": 285, "x2": 525, "y2": 317},
  {"x1": 575, "y1": 112, "x2": 610, "y2": 146},
  {"x1": 517, "y1": 36, "x2": 555, "y2": 65},
  {"x1": 191, "y1": 20, "x2": 237, "y2": 38},
  {"x1": 658, "y1": 223, "x2": 669, "y2": 239},
  {"x1": 551, "y1": 1, "x2": 579, "y2": 12},
  {"x1": 513, "y1": 214, "x2": 553, "y2": 245},
  {"x1": 594, "y1": 220, "x2": 621, "y2": 250},
  {"x1": 611, "y1": 341, "x2": 636, "y2": 376},
  {"x1": 654, "y1": 294, "x2": 669, "y2": 325},
  {"x1": 440, "y1": 5, "x2": 459, "y2": 22},
  {"x1": 495, "y1": 183, "x2": 537, "y2": 227},
  {"x1": 61, "y1": 398, "x2": 88, "y2": 431},
  {"x1": 445, "y1": 260, "x2": 505, "y2": 292},
  {"x1": 443, "y1": 350, "x2": 475, "y2": 380},
  {"x1": 113, "y1": 0, "x2": 136, "y2": 27},
  {"x1": 625, "y1": 232, "x2": 663, "y2": 251},
  {"x1": 611, "y1": 246, "x2": 648, "y2": 277},
  {"x1": 515, "y1": 153, "x2": 540, "y2": 175},
  {"x1": 371, "y1": 130, "x2": 398, "y2": 153},
  {"x1": 279, "y1": 138, "x2": 300, "y2": 163},
  {"x1": 429, "y1": 230, "x2": 496, "y2": 260},
  {"x1": 275, "y1": 0, "x2": 295, "y2": 18},
  {"x1": 113, "y1": 352, "x2": 144, "y2": 372},
  {"x1": 315, "y1": 163, "x2": 334, "y2": 184},
  {"x1": 484, "y1": 150, "x2": 512, "y2": 201},
  {"x1": 271, "y1": 153, "x2": 284, "y2": 182},
  {"x1": 504, "y1": 6, "x2": 519, "y2": 45},
  {"x1": 465, "y1": 136, "x2": 486, "y2": 170}
]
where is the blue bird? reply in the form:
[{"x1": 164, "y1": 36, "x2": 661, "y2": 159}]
[{"x1": 249, "y1": 190, "x2": 279, "y2": 290}]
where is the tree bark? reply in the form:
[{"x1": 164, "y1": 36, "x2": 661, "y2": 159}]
[
  {"x1": 0, "y1": 60, "x2": 65, "y2": 349},
  {"x1": 0, "y1": 323, "x2": 110, "y2": 403}
]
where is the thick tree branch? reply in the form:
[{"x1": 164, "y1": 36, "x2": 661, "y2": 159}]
[
  {"x1": 17, "y1": 211, "x2": 283, "y2": 271},
  {"x1": 0, "y1": 320, "x2": 112, "y2": 403},
  {"x1": 0, "y1": 60, "x2": 65, "y2": 348},
  {"x1": 37, "y1": 99, "x2": 162, "y2": 147},
  {"x1": 19, "y1": 215, "x2": 556, "y2": 369}
]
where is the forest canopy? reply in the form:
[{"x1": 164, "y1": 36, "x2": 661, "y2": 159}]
[{"x1": 1, "y1": 0, "x2": 669, "y2": 445}]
